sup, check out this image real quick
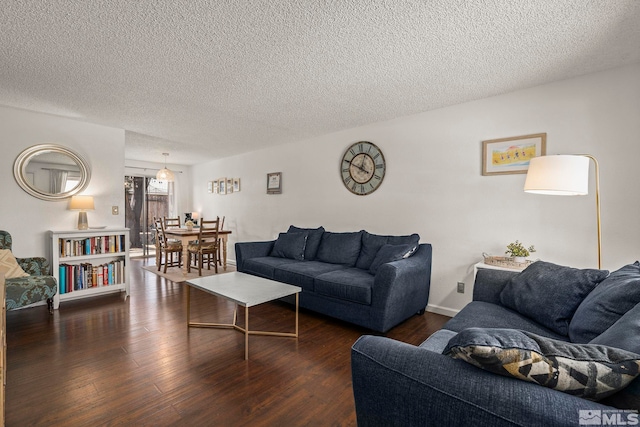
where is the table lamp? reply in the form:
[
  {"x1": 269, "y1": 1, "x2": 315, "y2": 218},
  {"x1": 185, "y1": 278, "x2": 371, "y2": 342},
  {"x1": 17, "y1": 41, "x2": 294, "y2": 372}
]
[
  {"x1": 69, "y1": 195, "x2": 95, "y2": 230},
  {"x1": 524, "y1": 154, "x2": 601, "y2": 268}
]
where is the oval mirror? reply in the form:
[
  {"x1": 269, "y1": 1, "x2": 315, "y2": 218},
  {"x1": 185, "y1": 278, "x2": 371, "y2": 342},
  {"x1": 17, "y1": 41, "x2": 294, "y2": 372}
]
[{"x1": 13, "y1": 144, "x2": 91, "y2": 201}]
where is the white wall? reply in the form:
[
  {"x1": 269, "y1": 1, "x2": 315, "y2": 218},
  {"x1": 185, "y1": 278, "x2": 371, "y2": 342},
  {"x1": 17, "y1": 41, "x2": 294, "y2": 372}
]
[
  {"x1": 0, "y1": 107, "x2": 125, "y2": 257},
  {"x1": 192, "y1": 64, "x2": 640, "y2": 315}
]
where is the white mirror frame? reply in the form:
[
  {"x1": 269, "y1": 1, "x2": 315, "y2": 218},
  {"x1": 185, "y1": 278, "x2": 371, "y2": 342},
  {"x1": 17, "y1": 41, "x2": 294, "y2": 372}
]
[{"x1": 13, "y1": 144, "x2": 91, "y2": 201}]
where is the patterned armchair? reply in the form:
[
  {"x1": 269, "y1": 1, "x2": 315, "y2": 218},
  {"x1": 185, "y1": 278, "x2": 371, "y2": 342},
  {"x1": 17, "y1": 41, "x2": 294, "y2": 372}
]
[{"x1": 0, "y1": 231, "x2": 57, "y2": 313}]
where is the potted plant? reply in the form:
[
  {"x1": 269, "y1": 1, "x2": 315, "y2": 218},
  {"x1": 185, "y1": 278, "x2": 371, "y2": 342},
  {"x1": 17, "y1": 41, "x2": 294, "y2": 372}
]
[
  {"x1": 505, "y1": 240, "x2": 536, "y2": 263},
  {"x1": 185, "y1": 220, "x2": 194, "y2": 231}
]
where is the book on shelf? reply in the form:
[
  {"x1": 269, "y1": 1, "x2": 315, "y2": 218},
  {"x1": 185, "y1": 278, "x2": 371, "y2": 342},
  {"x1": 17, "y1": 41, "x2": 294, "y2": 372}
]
[
  {"x1": 58, "y1": 234, "x2": 127, "y2": 257},
  {"x1": 58, "y1": 260, "x2": 125, "y2": 294}
]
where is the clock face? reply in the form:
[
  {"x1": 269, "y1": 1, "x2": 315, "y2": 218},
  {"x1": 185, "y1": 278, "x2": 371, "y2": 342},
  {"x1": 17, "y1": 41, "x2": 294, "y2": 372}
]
[{"x1": 341, "y1": 141, "x2": 386, "y2": 195}]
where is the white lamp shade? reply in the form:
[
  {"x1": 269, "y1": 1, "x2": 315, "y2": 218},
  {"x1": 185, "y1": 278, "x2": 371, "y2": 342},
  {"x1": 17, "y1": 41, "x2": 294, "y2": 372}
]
[
  {"x1": 69, "y1": 195, "x2": 95, "y2": 211},
  {"x1": 524, "y1": 155, "x2": 590, "y2": 195},
  {"x1": 156, "y1": 168, "x2": 175, "y2": 182}
]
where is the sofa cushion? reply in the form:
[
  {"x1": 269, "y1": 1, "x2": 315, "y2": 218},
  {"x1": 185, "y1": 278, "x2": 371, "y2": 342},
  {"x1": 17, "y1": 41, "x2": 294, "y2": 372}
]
[
  {"x1": 443, "y1": 301, "x2": 568, "y2": 340},
  {"x1": 356, "y1": 231, "x2": 420, "y2": 270},
  {"x1": 499, "y1": 261, "x2": 609, "y2": 336},
  {"x1": 444, "y1": 328, "x2": 640, "y2": 402},
  {"x1": 270, "y1": 232, "x2": 307, "y2": 260},
  {"x1": 314, "y1": 268, "x2": 374, "y2": 305},
  {"x1": 368, "y1": 243, "x2": 417, "y2": 274},
  {"x1": 592, "y1": 302, "x2": 640, "y2": 412},
  {"x1": 274, "y1": 261, "x2": 347, "y2": 292},
  {"x1": 288, "y1": 225, "x2": 325, "y2": 261},
  {"x1": 570, "y1": 261, "x2": 640, "y2": 343},
  {"x1": 0, "y1": 249, "x2": 29, "y2": 279},
  {"x1": 316, "y1": 231, "x2": 363, "y2": 267},
  {"x1": 590, "y1": 302, "x2": 640, "y2": 354},
  {"x1": 242, "y1": 257, "x2": 298, "y2": 279}
]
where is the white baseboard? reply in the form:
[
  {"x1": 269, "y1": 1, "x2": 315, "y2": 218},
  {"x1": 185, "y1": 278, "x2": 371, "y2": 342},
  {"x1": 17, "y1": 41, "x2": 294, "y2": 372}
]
[{"x1": 426, "y1": 304, "x2": 459, "y2": 318}]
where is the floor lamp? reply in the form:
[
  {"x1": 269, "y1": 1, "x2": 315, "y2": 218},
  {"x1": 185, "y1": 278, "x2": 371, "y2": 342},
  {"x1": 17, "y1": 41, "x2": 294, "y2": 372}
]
[{"x1": 523, "y1": 154, "x2": 602, "y2": 269}]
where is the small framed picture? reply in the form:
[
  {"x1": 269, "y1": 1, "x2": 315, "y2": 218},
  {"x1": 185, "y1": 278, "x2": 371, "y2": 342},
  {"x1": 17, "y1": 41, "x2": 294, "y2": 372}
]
[
  {"x1": 226, "y1": 178, "x2": 234, "y2": 194},
  {"x1": 482, "y1": 133, "x2": 546, "y2": 176},
  {"x1": 233, "y1": 178, "x2": 241, "y2": 192},
  {"x1": 267, "y1": 172, "x2": 282, "y2": 194},
  {"x1": 207, "y1": 181, "x2": 213, "y2": 193},
  {"x1": 219, "y1": 178, "x2": 227, "y2": 195},
  {"x1": 212, "y1": 180, "x2": 219, "y2": 194}
]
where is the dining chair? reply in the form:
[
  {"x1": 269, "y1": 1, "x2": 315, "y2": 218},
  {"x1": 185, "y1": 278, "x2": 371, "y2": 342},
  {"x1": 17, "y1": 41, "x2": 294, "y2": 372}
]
[
  {"x1": 153, "y1": 217, "x2": 162, "y2": 268},
  {"x1": 187, "y1": 217, "x2": 220, "y2": 276},
  {"x1": 163, "y1": 216, "x2": 182, "y2": 244},
  {"x1": 163, "y1": 217, "x2": 181, "y2": 228},
  {"x1": 217, "y1": 216, "x2": 225, "y2": 267},
  {"x1": 155, "y1": 217, "x2": 183, "y2": 273}
]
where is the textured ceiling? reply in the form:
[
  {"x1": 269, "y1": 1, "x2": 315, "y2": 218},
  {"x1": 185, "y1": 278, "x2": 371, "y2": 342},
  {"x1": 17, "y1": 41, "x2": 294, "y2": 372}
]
[{"x1": 1, "y1": 1, "x2": 639, "y2": 165}]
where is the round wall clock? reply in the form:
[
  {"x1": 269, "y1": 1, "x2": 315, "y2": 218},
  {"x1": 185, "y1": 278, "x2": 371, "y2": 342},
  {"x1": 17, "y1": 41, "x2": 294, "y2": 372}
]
[{"x1": 340, "y1": 141, "x2": 386, "y2": 195}]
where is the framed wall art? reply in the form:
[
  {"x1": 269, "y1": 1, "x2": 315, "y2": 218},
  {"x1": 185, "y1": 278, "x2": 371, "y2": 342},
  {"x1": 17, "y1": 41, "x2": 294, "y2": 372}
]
[
  {"x1": 226, "y1": 178, "x2": 234, "y2": 194},
  {"x1": 482, "y1": 133, "x2": 546, "y2": 176},
  {"x1": 267, "y1": 172, "x2": 282, "y2": 194},
  {"x1": 233, "y1": 178, "x2": 241, "y2": 192},
  {"x1": 219, "y1": 178, "x2": 227, "y2": 195}
]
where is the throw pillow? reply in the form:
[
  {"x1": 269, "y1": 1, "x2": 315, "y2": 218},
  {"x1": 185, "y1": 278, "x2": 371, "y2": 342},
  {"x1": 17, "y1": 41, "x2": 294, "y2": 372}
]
[
  {"x1": 270, "y1": 232, "x2": 307, "y2": 261},
  {"x1": 369, "y1": 243, "x2": 417, "y2": 274},
  {"x1": 499, "y1": 261, "x2": 609, "y2": 336},
  {"x1": 0, "y1": 249, "x2": 29, "y2": 279},
  {"x1": 570, "y1": 261, "x2": 640, "y2": 343},
  {"x1": 355, "y1": 231, "x2": 420, "y2": 270},
  {"x1": 590, "y1": 302, "x2": 640, "y2": 353},
  {"x1": 316, "y1": 231, "x2": 363, "y2": 267},
  {"x1": 444, "y1": 328, "x2": 640, "y2": 401},
  {"x1": 589, "y1": 303, "x2": 640, "y2": 410},
  {"x1": 287, "y1": 226, "x2": 324, "y2": 261}
]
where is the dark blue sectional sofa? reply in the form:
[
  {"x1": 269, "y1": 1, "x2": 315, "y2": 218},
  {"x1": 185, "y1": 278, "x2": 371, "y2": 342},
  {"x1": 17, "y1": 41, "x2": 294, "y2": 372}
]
[
  {"x1": 352, "y1": 261, "x2": 640, "y2": 426},
  {"x1": 235, "y1": 226, "x2": 432, "y2": 333}
]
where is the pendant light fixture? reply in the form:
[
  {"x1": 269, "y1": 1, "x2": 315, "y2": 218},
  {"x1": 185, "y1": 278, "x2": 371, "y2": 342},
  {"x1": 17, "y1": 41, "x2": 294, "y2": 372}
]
[{"x1": 156, "y1": 153, "x2": 175, "y2": 182}]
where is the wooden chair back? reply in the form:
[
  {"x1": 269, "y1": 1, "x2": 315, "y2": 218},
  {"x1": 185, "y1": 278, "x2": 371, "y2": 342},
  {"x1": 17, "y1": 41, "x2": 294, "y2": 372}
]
[
  {"x1": 156, "y1": 217, "x2": 171, "y2": 249},
  {"x1": 163, "y1": 217, "x2": 181, "y2": 229},
  {"x1": 195, "y1": 217, "x2": 220, "y2": 249},
  {"x1": 153, "y1": 217, "x2": 163, "y2": 249}
]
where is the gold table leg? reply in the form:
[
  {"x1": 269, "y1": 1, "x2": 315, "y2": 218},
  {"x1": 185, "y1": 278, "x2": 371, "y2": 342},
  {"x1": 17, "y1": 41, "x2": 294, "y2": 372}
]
[
  {"x1": 186, "y1": 286, "x2": 300, "y2": 360},
  {"x1": 245, "y1": 306, "x2": 249, "y2": 360},
  {"x1": 186, "y1": 285, "x2": 190, "y2": 325}
]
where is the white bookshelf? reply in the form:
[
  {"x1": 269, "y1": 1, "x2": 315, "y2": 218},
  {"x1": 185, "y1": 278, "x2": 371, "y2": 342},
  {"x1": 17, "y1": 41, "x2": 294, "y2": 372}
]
[{"x1": 50, "y1": 228, "x2": 130, "y2": 309}]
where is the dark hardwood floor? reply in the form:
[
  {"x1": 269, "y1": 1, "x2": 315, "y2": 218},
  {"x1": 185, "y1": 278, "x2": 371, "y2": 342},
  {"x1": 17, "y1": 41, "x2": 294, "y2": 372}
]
[{"x1": 6, "y1": 258, "x2": 450, "y2": 426}]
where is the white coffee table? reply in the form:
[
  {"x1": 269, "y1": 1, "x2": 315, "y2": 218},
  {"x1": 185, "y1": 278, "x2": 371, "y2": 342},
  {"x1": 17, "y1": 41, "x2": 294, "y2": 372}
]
[{"x1": 185, "y1": 272, "x2": 301, "y2": 360}]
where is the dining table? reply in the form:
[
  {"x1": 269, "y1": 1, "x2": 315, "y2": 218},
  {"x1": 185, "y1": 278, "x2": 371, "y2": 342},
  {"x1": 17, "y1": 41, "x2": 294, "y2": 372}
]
[{"x1": 163, "y1": 228, "x2": 232, "y2": 275}]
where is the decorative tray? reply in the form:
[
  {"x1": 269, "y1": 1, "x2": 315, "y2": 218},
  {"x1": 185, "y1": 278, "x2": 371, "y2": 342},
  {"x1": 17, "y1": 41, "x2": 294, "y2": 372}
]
[{"x1": 482, "y1": 254, "x2": 533, "y2": 269}]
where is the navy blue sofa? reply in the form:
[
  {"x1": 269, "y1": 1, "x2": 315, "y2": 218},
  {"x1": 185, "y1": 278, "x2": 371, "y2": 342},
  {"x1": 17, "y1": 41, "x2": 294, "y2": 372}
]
[
  {"x1": 352, "y1": 262, "x2": 640, "y2": 426},
  {"x1": 235, "y1": 226, "x2": 432, "y2": 333}
]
